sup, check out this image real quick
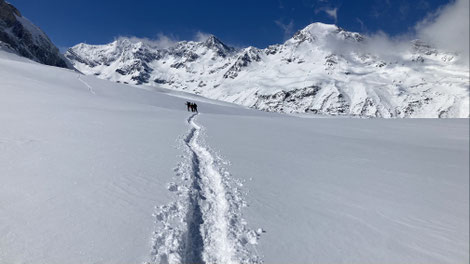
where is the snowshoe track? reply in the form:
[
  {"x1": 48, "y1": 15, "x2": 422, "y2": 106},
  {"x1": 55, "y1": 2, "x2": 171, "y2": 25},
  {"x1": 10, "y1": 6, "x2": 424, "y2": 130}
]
[
  {"x1": 182, "y1": 114, "x2": 205, "y2": 263},
  {"x1": 151, "y1": 113, "x2": 262, "y2": 264}
]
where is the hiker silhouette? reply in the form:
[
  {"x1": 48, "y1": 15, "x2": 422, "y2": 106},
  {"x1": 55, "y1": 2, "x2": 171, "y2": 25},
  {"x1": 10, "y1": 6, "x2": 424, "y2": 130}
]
[{"x1": 186, "y1": 102, "x2": 199, "y2": 112}]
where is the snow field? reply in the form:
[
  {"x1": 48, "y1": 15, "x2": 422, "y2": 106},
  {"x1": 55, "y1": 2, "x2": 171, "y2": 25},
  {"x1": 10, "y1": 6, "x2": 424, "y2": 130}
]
[
  {"x1": 1, "y1": 48, "x2": 468, "y2": 264},
  {"x1": 198, "y1": 114, "x2": 469, "y2": 263}
]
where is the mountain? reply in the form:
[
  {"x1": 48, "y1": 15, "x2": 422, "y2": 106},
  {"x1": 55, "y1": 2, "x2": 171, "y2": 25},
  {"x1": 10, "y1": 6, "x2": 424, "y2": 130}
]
[
  {"x1": 0, "y1": 0, "x2": 69, "y2": 68},
  {"x1": 66, "y1": 22, "x2": 469, "y2": 118},
  {"x1": 2, "y1": 46, "x2": 469, "y2": 264}
]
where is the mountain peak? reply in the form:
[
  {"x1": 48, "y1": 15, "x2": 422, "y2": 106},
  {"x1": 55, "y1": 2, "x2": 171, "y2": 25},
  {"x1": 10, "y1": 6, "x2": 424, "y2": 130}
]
[
  {"x1": 288, "y1": 22, "x2": 339, "y2": 44},
  {"x1": 202, "y1": 35, "x2": 234, "y2": 56},
  {"x1": 300, "y1": 22, "x2": 340, "y2": 37},
  {"x1": 203, "y1": 35, "x2": 219, "y2": 44},
  {"x1": 114, "y1": 37, "x2": 136, "y2": 47},
  {"x1": 289, "y1": 22, "x2": 363, "y2": 44},
  {"x1": 0, "y1": 0, "x2": 21, "y2": 23},
  {"x1": 303, "y1": 22, "x2": 339, "y2": 33},
  {"x1": 203, "y1": 35, "x2": 224, "y2": 47}
]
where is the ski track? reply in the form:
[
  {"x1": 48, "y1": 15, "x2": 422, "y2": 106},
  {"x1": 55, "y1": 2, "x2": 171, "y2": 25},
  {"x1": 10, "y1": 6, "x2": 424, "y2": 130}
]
[
  {"x1": 77, "y1": 75, "x2": 96, "y2": 94},
  {"x1": 151, "y1": 113, "x2": 262, "y2": 264}
]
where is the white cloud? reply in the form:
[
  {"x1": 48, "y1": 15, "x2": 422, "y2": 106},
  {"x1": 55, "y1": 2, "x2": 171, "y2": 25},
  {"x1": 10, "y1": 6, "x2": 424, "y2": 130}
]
[
  {"x1": 116, "y1": 33, "x2": 178, "y2": 49},
  {"x1": 364, "y1": 32, "x2": 413, "y2": 61},
  {"x1": 275, "y1": 19, "x2": 295, "y2": 40},
  {"x1": 349, "y1": 0, "x2": 469, "y2": 65},
  {"x1": 317, "y1": 28, "x2": 412, "y2": 63},
  {"x1": 315, "y1": 7, "x2": 338, "y2": 23},
  {"x1": 415, "y1": 0, "x2": 469, "y2": 64},
  {"x1": 152, "y1": 33, "x2": 178, "y2": 48},
  {"x1": 324, "y1": 7, "x2": 338, "y2": 22},
  {"x1": 114, "y1": 31, "x2": 224, "y2": 48},
  {"x1": 194, "y1": 31, "x2": 212, "y2": 42}
]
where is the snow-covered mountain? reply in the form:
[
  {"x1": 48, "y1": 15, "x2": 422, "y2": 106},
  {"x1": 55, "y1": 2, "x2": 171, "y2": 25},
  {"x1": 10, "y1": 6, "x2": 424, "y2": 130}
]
[
  {"x1": 0, "y1": 0, "x2": 69, "y2": 68},
  {"x1": 66, "y1": 23, "x2": 469, "y2": 118}
]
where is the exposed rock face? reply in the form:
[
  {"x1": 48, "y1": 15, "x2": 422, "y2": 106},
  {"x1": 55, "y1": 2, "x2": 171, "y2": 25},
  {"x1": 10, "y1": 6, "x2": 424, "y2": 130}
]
[
  {"x1": 0, "y1": 0, "x2": 70, "y2": 68},
  {"x1": 66, "y1": 22, "x2": 469, "y2": 118}
]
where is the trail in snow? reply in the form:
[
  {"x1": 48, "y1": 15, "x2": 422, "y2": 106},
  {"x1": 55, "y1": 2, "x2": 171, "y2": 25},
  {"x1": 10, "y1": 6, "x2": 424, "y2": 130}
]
[
  {"x1": 151, "y1": 113, "x2": 262, "y2": 264},
  {"x1": 182, "y1": 113, "x2": 205, "y2": 263},
  {"x1": 186, "y1": 113, "x2": 236, "y2": 263},
  {"x1": 77, "y1": 75, "x2": 96, "y2": 94}
]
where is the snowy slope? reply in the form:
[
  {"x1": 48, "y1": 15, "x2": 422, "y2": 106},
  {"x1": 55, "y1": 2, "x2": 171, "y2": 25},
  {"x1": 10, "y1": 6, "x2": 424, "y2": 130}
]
[
  {"x1": 66, "y1": 23, "x2": 469, "y2": 118},
  {"x1": 1, "y1": 48, "x2": 469, "y2": 263},
  {"x1": 201, "y1": 115, "x2": 469, "y2": 263}
]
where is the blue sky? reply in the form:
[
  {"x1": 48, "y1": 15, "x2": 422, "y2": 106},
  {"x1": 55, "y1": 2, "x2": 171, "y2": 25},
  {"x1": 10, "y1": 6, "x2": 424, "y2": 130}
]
[{"x1": 7, "y1": 0, "x2": 456, "y2": 48}]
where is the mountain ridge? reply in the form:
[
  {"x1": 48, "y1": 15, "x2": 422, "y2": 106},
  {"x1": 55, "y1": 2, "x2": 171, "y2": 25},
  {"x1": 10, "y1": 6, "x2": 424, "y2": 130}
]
[
  {"x1": 65, "y1": 22, "x2": 469, "y2": 118},
  {"x1": 0, "y1": 0, "x2": 70, "y2": 68}
]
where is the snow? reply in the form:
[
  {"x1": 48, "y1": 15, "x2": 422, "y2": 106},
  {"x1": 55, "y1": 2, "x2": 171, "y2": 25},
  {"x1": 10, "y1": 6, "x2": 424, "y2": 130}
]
[
  {"x1": 66, "y1": 22, "x2": 469, "y2": 118},
  {"x1": 199, "y1": 114, "x2": 469, "y2": 263},
  {"x1": 1, "y1": 49, "x2": 469, "y2": 263},
  {"x1": 0, "y1": 49, "x2": 187, "y2": 263},
  {"x1": 188, "y1": 115, "x2": 236, "y2": 263}
]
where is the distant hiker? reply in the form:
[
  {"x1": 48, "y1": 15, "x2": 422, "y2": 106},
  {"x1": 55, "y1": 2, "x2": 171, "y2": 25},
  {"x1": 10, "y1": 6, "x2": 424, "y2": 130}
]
[{"x1": 185, "y1": 102, "x2": 199, "y2": 112}]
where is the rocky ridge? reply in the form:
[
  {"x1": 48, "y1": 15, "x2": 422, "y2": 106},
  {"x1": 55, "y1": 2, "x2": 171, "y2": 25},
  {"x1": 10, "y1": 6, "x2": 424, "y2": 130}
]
[{"x1": 0, "y1": 0, "x2": 69, "y2": 68}]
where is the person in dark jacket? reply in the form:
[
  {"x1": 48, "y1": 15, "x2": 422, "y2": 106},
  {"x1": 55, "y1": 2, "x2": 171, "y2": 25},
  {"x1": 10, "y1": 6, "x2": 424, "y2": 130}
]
[
  {"x1": 194, "y1": 103, "x2": 198, "y2": 112},
  {"x1": 186, "y1": 101, "x2": 191, "y2": 112}
]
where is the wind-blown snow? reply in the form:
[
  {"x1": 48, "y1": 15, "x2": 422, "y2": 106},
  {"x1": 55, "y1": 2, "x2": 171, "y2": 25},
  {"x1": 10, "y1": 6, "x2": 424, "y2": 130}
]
[{"x1": 1, "y1": 48, "x2": 468, "y2": 263}]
